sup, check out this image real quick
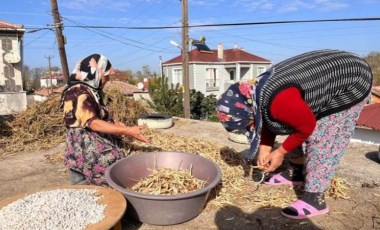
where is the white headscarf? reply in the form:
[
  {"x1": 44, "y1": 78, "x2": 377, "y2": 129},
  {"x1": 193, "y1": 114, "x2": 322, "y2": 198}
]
[{"x1": 69, "y1": 54, "x2": 112, "y2": 89}]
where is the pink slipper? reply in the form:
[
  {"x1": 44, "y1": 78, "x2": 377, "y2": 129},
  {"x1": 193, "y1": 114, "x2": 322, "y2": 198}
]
[
  {"x1": 264, "y1": 173, "x2": 304, "y2": 186},
  {"x1": 281, "y1": 200, "x2": 329, "y2": 219}
]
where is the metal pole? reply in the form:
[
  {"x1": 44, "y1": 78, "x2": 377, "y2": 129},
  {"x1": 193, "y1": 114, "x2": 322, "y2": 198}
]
[
  {"x1": 50, "y1": 0, "x2": 70, "y2": 82},
  {"x1": 159, "y1": 56, "x2": 163, "y2": 78},
  {"x1": 181, "y1": 0, "x2": 191, "y2": 119}
]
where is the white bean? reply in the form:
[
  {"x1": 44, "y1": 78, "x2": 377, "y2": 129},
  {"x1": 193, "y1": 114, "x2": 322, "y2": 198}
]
[{"x1": 0, "y1": 189, "x2": 106, "y2": 230}]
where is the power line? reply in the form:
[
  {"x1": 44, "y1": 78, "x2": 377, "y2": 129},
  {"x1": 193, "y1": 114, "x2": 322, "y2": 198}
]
[
  {"x1": 31, "y1": 17, "x2": 380, "y2": 30},
  {"x1": 61, "y1": 16, "x2": 172, "y2": 53}
]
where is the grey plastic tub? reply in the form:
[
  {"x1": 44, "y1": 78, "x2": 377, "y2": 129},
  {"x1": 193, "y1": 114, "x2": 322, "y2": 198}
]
[{"x1": 105, "y1": 151, "x2": 222, "y2": 226}]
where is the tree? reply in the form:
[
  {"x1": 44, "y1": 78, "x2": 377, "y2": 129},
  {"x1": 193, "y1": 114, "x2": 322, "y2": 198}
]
[
  {"x1": 364, "y1": 52, "x2": 380, "y2": 85},
  {"x1": 133, "y1": 65, "x2": 152, "y2": 83},
  {"x1": 147, "y1": 76, "x2": 217, "y2": 120},
  {"x1": 142, "y1": 65, "x2": 151, "y2": 78},
  {"x1": 22, "y1": 65, "x2": 32, "y2": 92},
  {"x1": 30, "y1": 67, "x2": 45, "y2": 90},
  {"x1": 134, "y1": 70, "x2": 143, "y2": 83},
  {"x1": 147, "y1": 76, "x2": 183, "y2": 117},
  {"x1": 190, "y1": 89, "x2": 204, "y2": 119},
  {"x1": 200, "y1": 94, "x2": 217, "y2": 121},
  {"x1": 112, "y1": 69, "x2": 133, "y2": 82}
]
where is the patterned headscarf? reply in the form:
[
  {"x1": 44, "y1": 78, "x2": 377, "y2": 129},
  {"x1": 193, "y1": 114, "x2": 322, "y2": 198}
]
[
  {"x1": 216, "y1": 68, "x2": 274, "y2": 161},
  {"x1": 68, "y1": 54, "x2": 112, "y2": 89}
]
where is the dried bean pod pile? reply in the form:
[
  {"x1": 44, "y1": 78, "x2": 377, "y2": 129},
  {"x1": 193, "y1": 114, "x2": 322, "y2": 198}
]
[{"x1": 130, "y1": 168, "x2": 207, "y2": 195}]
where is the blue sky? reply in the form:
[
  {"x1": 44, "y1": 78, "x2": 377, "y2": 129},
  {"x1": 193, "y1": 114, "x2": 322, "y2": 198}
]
[{"x1": 1, "y1": 0, "x2": 380, "y2": 73}]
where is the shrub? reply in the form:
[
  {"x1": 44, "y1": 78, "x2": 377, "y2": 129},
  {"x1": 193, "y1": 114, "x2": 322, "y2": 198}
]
[{"x1": 147, "y1": 76, "x2": 217, "y2": 121}]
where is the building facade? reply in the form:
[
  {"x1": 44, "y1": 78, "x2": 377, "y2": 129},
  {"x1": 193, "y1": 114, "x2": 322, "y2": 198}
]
[
  {"x1": 162, "y1": 43, "x2": 272, "y2": 98},
  {"x1": 0, "y1": 20, "x2": 26, "y2": 115}
]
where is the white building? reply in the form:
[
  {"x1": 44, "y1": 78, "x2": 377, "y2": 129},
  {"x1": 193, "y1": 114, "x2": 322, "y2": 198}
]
[
  {"x1": 0, "y1": 20, "x2": 26, "y2": 115},
  {"x1": 162, "y1": 43, "x2": 272, "y2": 98}
]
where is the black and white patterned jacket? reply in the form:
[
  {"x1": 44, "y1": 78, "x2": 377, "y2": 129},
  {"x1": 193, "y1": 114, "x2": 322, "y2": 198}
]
[{"x1": 260, "y1": 49, "x2": 373, "y2": 135}]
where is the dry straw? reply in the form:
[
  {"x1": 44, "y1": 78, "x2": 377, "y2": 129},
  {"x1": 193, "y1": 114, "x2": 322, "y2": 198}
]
[{"x1": 0, "y1": 89, "x2": 349, "y2": 210}]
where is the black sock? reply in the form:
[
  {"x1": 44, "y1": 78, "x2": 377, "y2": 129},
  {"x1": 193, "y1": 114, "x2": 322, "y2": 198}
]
[
  {"x1": 280, "y1": 161, "x2": 304, "y2": 181},
  {"x1": 282, "y1": 191, "x2": 327, "y2": 216}
]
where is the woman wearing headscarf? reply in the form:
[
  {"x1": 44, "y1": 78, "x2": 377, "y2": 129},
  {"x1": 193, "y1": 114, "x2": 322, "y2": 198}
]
[
  {"x1": 216, "y1": 49, "x2": 373, "y2": 219},
  {"x1": 61, "y1": 54, "x2": 149, "y2": 186}
]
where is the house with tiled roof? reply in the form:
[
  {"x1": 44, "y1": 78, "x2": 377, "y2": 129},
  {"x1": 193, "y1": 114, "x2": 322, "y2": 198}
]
[
  {"x1": 31, "y1": 86, "x2": 65, "y2": 103},
  {"x1": 162, "y1": 43, "x2": 271, "y2": 97},
  {"x1": 104, "y1": 80, "x2": 143, "y2": 95},
  {"x1": 0, "y1": 20, "x2": 26, "y2": 115},
  {"x1": 103, "y1": 80, "x2": 151, "y2": 101},
  {"x1": 352, "y1": 103, "x2": 380, "y2": 145},
  {"x1": 40, "y1": 74, "x2": 65, "y2": 88}
]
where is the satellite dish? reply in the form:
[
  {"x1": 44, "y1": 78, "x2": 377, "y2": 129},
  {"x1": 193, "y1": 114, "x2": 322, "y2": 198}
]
[
  {"x1": 137, "y1": 82, "x2": 144, "y2": 90},
  {"x1": 4, "y1": 52, "x2": 21, "y2": 64}
]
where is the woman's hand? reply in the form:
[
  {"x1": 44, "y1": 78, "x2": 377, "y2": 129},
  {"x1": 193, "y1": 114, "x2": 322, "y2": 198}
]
[
  {"x1": 261, "y1": 146, "x2": 287, "y2": 173},
  {"x1": 126, "y1": 125, "x2": 150, "y2": 143},
  {"x1": 257, "y1": 151, "x2": 270, "y2": 169},
  {"x1": 89, "y1": 120, "x2": 150, "y2": 143},
  {"x1": 257, "y1": 145, "x2": 272, "y2": 170}
]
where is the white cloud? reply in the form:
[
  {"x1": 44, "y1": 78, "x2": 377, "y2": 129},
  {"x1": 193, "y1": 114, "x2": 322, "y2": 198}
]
[
  {"x1": 235, "y1": 0, "x2": 275, "y2": 11},
  {"x1": 190, "y1": 0, "x2": 226, "y2": 6},
  {"x1": 236, "y1": 0, "x2": 349, "y2": 12},
  {"x1": 280, "y1": 0, "x2": 315, "y2": 12},
  {"x1": 61, "y1": 0, "x2": 131, "y2": 12},
  {"x1": 313, "y1": 0, "x2": 349, "y2": 11}
]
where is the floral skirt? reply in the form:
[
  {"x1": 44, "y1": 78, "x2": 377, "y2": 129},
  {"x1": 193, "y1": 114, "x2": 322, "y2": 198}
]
[
  {"x1": 301, "y1": 96, "x2": 369, "y2": 192},
  {"x1": 64, "y1": 128, "x2": 124, "y2": 186}
]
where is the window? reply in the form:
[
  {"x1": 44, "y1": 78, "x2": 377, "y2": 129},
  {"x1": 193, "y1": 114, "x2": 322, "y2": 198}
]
[
  {"x1": 229, "y1": 70, "x2": 235, "y2": 81},
  {"x1": 257, "y1": 66, "x2": 266, "y2": 76},
  {"x1": 206, "y1": 68, "x2": 218, "y2": 88},
  {"x1": 172, "y1": 68, "x2": 182, "y2": 86},
  {"x1": 1, "y1": 38, "x2": 13, "y2": 52}
]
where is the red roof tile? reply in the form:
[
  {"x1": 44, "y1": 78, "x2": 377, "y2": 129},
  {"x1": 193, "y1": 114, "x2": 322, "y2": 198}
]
[
  {"x1": 104, "y1": 80, "x2": 142, "y2": 95},
  {"x1": 34, "y1": 86, "x2": 65, "y2": 96},
  {"x1": 41, "y1": 75, "x2": 65, "y2": 80},
  {"x1": 0, "y1": 20, "x2": 23, "y2": 30},
  {"x1": 163, "y1": 48, "x2": 271, "y2": 64},
  {"x1": 356, "y1": 103, "x2": 380, "y2": 131}
]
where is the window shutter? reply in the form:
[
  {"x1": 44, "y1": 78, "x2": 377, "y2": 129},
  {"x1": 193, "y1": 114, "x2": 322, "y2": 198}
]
[{"x1": 1, "y1": 38, "x2": 13, "y2": 52}]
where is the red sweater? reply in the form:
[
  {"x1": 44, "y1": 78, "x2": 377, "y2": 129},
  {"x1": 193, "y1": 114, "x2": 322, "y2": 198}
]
[{"x1": 260, "y1": 87, "x2": 316, "y2": 152}]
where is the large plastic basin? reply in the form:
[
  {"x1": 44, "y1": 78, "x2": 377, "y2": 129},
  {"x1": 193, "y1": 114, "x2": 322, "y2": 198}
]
[{"x1": 105, "y1": 151, "x2": 222, "y2": 225}]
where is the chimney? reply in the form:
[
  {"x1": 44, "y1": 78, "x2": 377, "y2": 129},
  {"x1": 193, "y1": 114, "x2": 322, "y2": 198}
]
[{"x1": 218, "y1": 43, "x2": 224, "y2": 60}]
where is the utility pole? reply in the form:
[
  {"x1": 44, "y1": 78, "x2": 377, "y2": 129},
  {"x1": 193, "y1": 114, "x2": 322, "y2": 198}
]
[
  {"x1": 181, "y1": 0, "x2": 191, "y2": 119},
  {"x1": 159, "y1": 56, "x2": 163, "y2": 78},
  {"x1": 50, "y1": 0, "x2": 69, "y2": 82},
  {"x1": 45, "y1": 55, "x2": 54, "y2": 95}
]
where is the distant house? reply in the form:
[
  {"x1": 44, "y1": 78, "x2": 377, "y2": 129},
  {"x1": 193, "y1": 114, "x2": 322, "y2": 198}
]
[
  {"x1": 352, "y1": 103, "x2": 380, "y2": 145},
  {"x1": 103, "y1": 80, "x2": 150, "y2": 101},
  {"x1": 0, "y1": 20, "x2": 26, "y2": 115},
  {"x1": 40, "y1": 74, "x2": 65, "y2": 88},
  {"x1": 31, "y1": 86, "x2": 65, "y2": 103},
  {"x1": 162, "y1": 43, "x2": 272, "y2": 98}
]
